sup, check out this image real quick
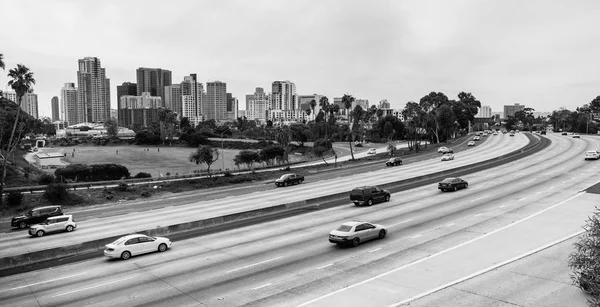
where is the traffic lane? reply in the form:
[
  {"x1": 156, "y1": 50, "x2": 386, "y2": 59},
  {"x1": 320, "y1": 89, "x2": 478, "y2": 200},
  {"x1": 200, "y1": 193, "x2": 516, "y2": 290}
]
[
  {"x1": 0, "y1": 134, "x2": 525, "y2": 254},
  {"x1": 406, "y1": 237, "x2": 588, "y2": 307}
]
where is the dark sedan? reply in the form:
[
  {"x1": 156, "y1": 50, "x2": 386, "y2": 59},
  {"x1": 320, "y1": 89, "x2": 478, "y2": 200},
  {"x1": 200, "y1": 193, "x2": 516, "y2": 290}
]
[{"x1": 438, "y1": 177, "x2": 468, "y2": 192}]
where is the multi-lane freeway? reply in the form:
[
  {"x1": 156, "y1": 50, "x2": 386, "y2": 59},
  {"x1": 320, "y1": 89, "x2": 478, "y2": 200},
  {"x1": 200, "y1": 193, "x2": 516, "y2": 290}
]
[{"x1": 0, "y1": 132, "x2": 597, "y2": 307}]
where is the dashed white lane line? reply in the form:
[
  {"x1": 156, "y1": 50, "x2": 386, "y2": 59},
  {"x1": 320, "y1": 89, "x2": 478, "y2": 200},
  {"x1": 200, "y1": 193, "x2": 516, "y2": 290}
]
[
  {"x1": 317, "y1": 263, "x2": 333, "y2": 270},
  {"x1": 470, "y1": 195, "x2": 489, "y2": 202},
  {"x1": 7, "y1": 272, "x2": 88, "y2": 291},
  {"x1": 52, "y1": 276, "x2": 136, "y2": 297},
  {"x1": 226, "y1": 256, "x2": 284, "y2": 274},
  {"x1": 499, "y1": 205, "x2": 506, "y2": 208},
  {"x1": 475, "y1": 213, "x2": 482, "y2": 217},
  {"x1": 522, "y1": 179, "x2": 536, "y2": 184},
  {"x1": 536, "y1": 191, "x2": 542, "y2": 195},
  {"x1": 446, "y1": 223, "x2": 455, "y2": 227},
  {"x1": 517, "y1": 198, "x2": 527, "y2": 202},
  {"x1": 411, "y1": 234, "x2": 422, "y2": 239},
  {"x1": 369, "y1": 248, "x2": 382, "y2": 253},
  {"x1": 389, "y1": 219, "x2": 413, "y2": 227},
  {"x1": 252, "y1": 283, "x2": 272, "y2": 290}
]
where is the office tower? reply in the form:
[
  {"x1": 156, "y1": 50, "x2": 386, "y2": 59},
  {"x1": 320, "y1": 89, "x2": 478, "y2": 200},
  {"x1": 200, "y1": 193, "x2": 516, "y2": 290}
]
[
  {"x1": 179, "y1": 74, "x2": 205, "y2": 125},
  {"x1": 136, "y1": 67, "x2": 172, "y2": 105},
  {"x1": 61, "y1": 83, "x2": 77, "y2": 125},
  {"x1": 51, "y1": 96, "x2": 59, "y2": 121},
  {"x1": 3, "y1": 90, "x2": 38, "y2": 119},
  {"x1": 247, "y1": 87, "x2": 269, "y2": 122},
  {"x1": 225, "y1": 93, "x2": 238, "y2": 120},
  {"x1": 245, "y1": 94, "x2": 253, "y2": 111},
  {"x1": 117, "y1": 82, "x2": 137, "y2": 126},
  {"x1": 206, "y1": 81, "x2": 227, "y2": 120},
  {"x1": 270, "y1": 81, "x2": 297, "y2": 110},
  {"x1": 476, "y1": 105, "x2": 492, "y2": 118},
  {"x1": 164, "y1": 84, "x2": 182, "y2": 118},
  {"x1": 379, "y1": 99, "x2": 390, "y2": 109},
  {"x1": 118, "y1": 92, "x2": 162, "y2": 127},
  {"x1": 77, "y1": 57, "x2": 110, "y2": 123},
  {"x1": 504, "y1": 103, "x2": 525, "y2": 119}
]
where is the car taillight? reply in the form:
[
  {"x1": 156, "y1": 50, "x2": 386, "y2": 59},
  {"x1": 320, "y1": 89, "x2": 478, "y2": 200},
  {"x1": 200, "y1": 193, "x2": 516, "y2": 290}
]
[{"x1": 106, "y1": 248, "x2": 114, "y2": 252}]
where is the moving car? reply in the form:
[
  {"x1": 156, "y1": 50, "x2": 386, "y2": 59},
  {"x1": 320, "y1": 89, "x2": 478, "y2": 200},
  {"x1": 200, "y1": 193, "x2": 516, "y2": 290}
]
[
  {"x1": 275, "y1": 173, "x2": 304, "y2": 187},
  {"x1": 584, "y1": 151, "x2": 600, "y2": 160},
  {"x1": 385, "y1": 157, "x2": 403, "y2": 166},
  {"x1": 483, "y1": 133, "x2": 488, "y2": 137},
  {"x1": 493, "y1": 132, "x2": 498, "y2": 135},
  {"x1": 329, "y1": 221, "x2": 387, "y2": 247},
  {"x1": 541, "y1": 131, "x2": 546, "y2": 135},
  {"x1": 104, "y1": 234, "x2": 172, "y2": 260},
  {"x1": 561, "y1": 132, "x2": 568, "y2": 135},
  {"x1": 441, "y1": 153, "x2": 454, "y2": 161},
  {"x1": 367, "y1": 148, "x2": 376, "y2": 154},
  {"x1": 437, "y1": 146, "x2": 450, "y2": 153},
  {"x1": 11, "y1": 205, "x2": 63, "y2": 229},
  {"x1": 468, "y1": 141, "x2": 475, "y2": 146},
  {"x1": 29, "y1": 215, "x2": 77, "y2": 237},
  {"x1": 473, "y1": 136, "x2": 481, "y2": 141},
  {"x1": 438, "y1": 177, "x2": 468, "y2": 192},
  {"x1": 509, "y1": 132, "x2": 515, "y2": 137},
  {"x1": 350, "y1": 186, "x2": 391, "y2": 206},
  {"x1": 573, "y1": 133, "x2": 581, "y2": 138}
]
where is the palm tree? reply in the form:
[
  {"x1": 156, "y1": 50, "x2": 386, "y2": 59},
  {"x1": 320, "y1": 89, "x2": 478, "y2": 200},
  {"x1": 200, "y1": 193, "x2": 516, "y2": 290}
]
[
  {"x1": 1, "y1": 64, "x2": 35, "y2": 207},
  {"x1": 309, "y1": 99, "x2": 317, "y2": 121},
  {"x1": 0, "y1": 54, "x2": 5, "y2": 70},
  {"x1": 319, "y1": 96, "x2": 330, "y2": 138},
  {"x1": 342, "y1": 94, "x2": 355, "y2": 160}
]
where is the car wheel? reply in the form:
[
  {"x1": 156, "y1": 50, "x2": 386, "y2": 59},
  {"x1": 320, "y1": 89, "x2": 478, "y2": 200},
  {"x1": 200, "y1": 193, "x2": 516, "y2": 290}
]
[
  {"x1": 366, "y1": 199, "x2": 373, "y2": 206},
  {"x1": 283, "y1": 182, "x2": 288, "y2": 187},
  {"x1": 378, "y1": 230, "x2": 387, "y2": 239},
  {"x1": 276, "y1": 183, "x2": 280, "y2": 187},
  {"x1": 36, "y1": 230, "x2": 44, "y2": 237},
  {"x1": 464, "y1": 183, "x2": 468, "y2": 188},
  {"x1": 19, "y1": 222, "x2": 27, "y2": 229},
  {"x1": 385, "y1": 195, "x2": 390, "y2": 202},
  {"x1": 121, "y1": 251, "x2": 131, "y2": 260},
  {"x1": 399, "y1": 161, "x2": 402, "y2": 165},
  {"x1": 66, "y1": 225, "x2": 74, "y2": 232},
  {"x1": 454, "y1": 186, "x2": 458, "y2": 191},
  {"x1": 158, "y1": 243, "x2": 168, "y2": 252},
  {"x1": 352, "y1": 237, "x2": 360, "y2": 247}
]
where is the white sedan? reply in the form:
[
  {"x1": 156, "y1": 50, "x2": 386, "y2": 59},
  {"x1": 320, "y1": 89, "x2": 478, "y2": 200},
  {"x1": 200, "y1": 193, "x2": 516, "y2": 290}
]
[
  {"x1": 584, "y1": 151, "x2": 600, "y2": 160},
  {"x1": 367, "y1": 148, "x2": 376, "y2": 154},
  {"x1": 329, "y1": 221, "x2": 387, "y2": 247},
  {"x1": 468, "y1": 141, "x2": 475, "y2": 146},
  {"x1": 441, "y1": 153, "x2": 454, "y2": 161},
  {"x1": 104, "y1": 234, "x2": 172, "y2": 260}
]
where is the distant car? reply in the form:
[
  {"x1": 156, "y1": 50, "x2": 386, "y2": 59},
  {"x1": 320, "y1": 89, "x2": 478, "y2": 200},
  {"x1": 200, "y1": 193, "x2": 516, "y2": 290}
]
[
  {"x1": 437, "y1": 146, "x2": 450, "y2": 153},
  {"x1": 473, "y1": 136, "x2": 481, "y2": 141},
  {"x1": 275, "y1": 173, "x2": 304, "y2": 187},
  {"x1": 483, "y1": 133, "x2": 488, "y2": 137},
  {"x1": 438, "y1": 177, "x2": 468, "y2": 192},
  {"x1": 573, "y1": 133, "x2": 581, "y2": 138},
  {"x1": 11, "y1": 205, "x2": 63, "y2": 229},
  {"x1": 104, "y1": 234, "x2": 172, "y2": 260},
  {"x1": 468, "y1": 141, "x2": 475, "y2": 146},
  {"x1": 492, "y1": 132, "x2": 498, "y2": 135},
  {"x1": 350, "y1": 186, "x2": 391, "y2": 206},
  {"x1": 29, "y1": 215, "x2": 77, "y2": 237},
  {"x1": 584, "y1": 151, "x2": 600, "y2": 160},
  {"x1": 386, "y1": 157, "x2": 403, "y2": 166},
  {"x1": 441, "y1": 153, "x2": 454, "y2": 161},
  {"x1": 329, "y1": 221, "x2": 387, "y2": 247},
  {"x1": 367, "y1": 148, "x2": 376, "y2": 154},
  {"x1": 561, "y1": 132, "x2": 568, "y2": 135},
  {"x1": 509, "y1": 133, "x2": 515, "y2": 137}
]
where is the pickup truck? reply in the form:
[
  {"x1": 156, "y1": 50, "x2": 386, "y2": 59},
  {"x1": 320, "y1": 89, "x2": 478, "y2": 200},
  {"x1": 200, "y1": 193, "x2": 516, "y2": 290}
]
[{"x1": 275, "y1": 173, "x2": 305, "y2": 187}]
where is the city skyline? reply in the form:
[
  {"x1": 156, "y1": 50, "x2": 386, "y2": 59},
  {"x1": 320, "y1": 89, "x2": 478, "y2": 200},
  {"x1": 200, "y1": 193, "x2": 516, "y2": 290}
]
[{"x1": 1, "y1": 0, "x2": 600, "y2": 119}]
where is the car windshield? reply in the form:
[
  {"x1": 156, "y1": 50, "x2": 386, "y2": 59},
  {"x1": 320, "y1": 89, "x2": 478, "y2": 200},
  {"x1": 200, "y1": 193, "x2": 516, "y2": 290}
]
[
  {"x1": 278, "y1": 175, "x2": 290, "y2": 180},
  {"x1": 111, "y1": 237, "x2": 130, "y2": 245},
  {"x1": 336, "y1": 225, "x2": 353, "y2": 232}
]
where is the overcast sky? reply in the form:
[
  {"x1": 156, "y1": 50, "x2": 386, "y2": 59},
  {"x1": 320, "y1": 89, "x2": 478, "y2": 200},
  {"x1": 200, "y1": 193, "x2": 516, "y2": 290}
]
[{"x1": 1, "y1": 0, "x2": 599, "y2": 118}]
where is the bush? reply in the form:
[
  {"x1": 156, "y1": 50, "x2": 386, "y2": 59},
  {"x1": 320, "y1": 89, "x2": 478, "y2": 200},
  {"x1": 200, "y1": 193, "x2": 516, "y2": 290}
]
[
  {"x1": 223, "y1": 171, "x2": 234, "y2": 177},
  {"x1": 6, "y1": 191, "x2": 23, "y2": 207},
  {"x1": 117, "y1": 182, "x2": 128, "y2": 192},
  {"x1": 44, "y1": 183, "x2": 69, "y2": 202},
  {"x1": 141, "y1": 191, "x2": 151, "y2": 197},
  {"x1": 38, "y1": 173, "x2": 55, "y2": 185},
  {"x1": 133, "y1": 172, "x2": 152, "y2": 179},
  {"x1": 569, "y1": 207, "x2": 600, "y2": 304}
]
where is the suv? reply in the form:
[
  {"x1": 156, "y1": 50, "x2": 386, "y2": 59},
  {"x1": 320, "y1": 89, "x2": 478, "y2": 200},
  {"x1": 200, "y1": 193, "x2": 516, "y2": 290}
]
[
  {"x1": 11, "y1": 205, "x2": 63, "y2": 229},
  {"x1": 349, "y1": 186, "x2": 391, "y2": 206},
  {"x1": 29, "y1": 215, "x2": 77, "y2": 237},
  {"x1": 386, "y1": 157, "x2": 403, "y2": 166}
]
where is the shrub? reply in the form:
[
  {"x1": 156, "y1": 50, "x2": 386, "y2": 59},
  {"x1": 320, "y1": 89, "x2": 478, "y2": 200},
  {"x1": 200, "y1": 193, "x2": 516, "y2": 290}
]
[
  {"x1": 44, "y1": 183, "x2": 69, "y2": 202},
  {"x1": 569, "y1": 207, "x2": 600, "y2": 304},
  {"x1": 6, "y1": 191, "x2": 23, "y2": 207},
  {"x1": 133, "y1": 172, "x2": 152, "y2": 179},
  {"x1": 140, "y1": 191, "x2": 151, "y2": 197},
  {"x1": 223, "y1": 171, "x2": 234, "y2": 177},
  {"x1": 117, "y1": 182, "x2": 129, "y2": 192},
  {"x1": 38, "y1": 173, "x2": 55, "y2": 185}
]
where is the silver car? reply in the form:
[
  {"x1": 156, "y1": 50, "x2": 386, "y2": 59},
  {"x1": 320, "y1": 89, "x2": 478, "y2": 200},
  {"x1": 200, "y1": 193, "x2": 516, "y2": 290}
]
[
  {"x1": 29, "y1": 215, "x2": 77, "y2": 237},
  {"x1": 329, "y1": 221, "x2": 387, "y2": 247},
  {"x1": 441, "y1": 153, "x2": 454, "y2": 161}
]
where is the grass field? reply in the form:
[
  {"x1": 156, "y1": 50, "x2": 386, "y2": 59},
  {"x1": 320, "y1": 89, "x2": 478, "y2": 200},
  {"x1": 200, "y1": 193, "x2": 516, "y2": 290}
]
[{"x1": 43, "y1": 144, "x2": 311, "y2": 178}]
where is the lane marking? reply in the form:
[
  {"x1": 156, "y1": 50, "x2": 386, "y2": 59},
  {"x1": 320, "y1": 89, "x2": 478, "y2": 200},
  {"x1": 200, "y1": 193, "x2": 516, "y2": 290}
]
[
  {"x1": 269, "y1": 232, "x2": 314, "y2": 243},
  {"x1": 470, "y1": 195, "x2": 489, "y2": 202},
  {"x1": 475, "y1": 213, "x2": 482, "y2": 217},
  {"x1": 388, "y1": 219, "x2": 413, "y2": 227},
  {"x1": 536, "y1": 191, "x2": 542, "y2": 195},
  {"x1": 7, "y1": 272, "x2": 88, "y2": 291},
  {"x1": 411, "y1": 234, "x2": 422, "y2": 239},
  {"x1": 445, "y1": 223, "x2": 454, "y2": 227},
  {"x1": 317, "y1": 263, "x2": 333, "y2": 270},
  {"x1": 522, "y1": 179, "x2": 536, "y2": 184},
  {"x1": 252, "y1": 283, "x2": 272, "y2": 290},
  {"x1": 499, "y1": 205, "x2": 506, "y2": 208},
  {"x1": 517, "y1": 198, "x2": 527, "y2": 202},
  {"x1": 369, "y1": 248, "x2": 382, "y2": 253},
  {"x1": 226, "y1": 256, "x2": 284, "y2": 274},
  {"x1": 297, "y1": 192, "x2": 584, "y2": 307},
  {"x1": 52, "y1": 276, "x2": 136, "y2": 297}
]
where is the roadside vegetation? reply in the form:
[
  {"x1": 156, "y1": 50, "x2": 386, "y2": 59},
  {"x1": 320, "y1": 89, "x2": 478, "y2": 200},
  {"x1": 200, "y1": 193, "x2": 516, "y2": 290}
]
[{"x1": 569, "y1": 207, "x2": 600, "y2": 306}]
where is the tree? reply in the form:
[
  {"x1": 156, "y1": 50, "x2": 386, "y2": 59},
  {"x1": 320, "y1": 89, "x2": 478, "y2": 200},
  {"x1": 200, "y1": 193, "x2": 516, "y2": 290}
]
[
  {"x1": 309, "y1": 99, "x2": 317, "y2": 121},
  {"x1": 259, "y1": 145, "x2": 285, "y2": 166},
  {"x1": 312, "y1": 138, "x2": 332, "y2": 165},
  {"x1": 1, "y1": 64, "x2": 35, "y2": 208},
  {"x1": 180, "y1": 117, "x2": 191, "y2": 130},
  {"x1": 158, "y1": 108, "x2": 177, "y2": 145},
  {"x1": 189, "y1": 145, "x2": 219, "y2": 176},
  {"x1": 233, "y1": 150, "x2": 261, "y2": 171},
  {"x1": 402, "y1": 101, "x2": 425, "y2": 152},
  {"x1": 0, "y1": 54, "x2": 4, "y2": 70},
  {"x1": 104, "y1": 118, "x2": 119, "y2": 139},
  {"x1": 289, "y1": 124, "x2": 310, "y2": 147},
  {"x1": 342, "y1": 94, "x2": 356, "y2": 160},
  {"x1": 589, "y1": 96, "x2": 600, "y2": 113},
  {"x1": 569, "y1": 207, "x2": 600, "y2": 305}
]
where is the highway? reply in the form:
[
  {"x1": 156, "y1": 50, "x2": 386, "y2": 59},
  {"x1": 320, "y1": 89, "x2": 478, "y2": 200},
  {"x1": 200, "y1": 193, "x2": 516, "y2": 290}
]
[{"x1": 0, "y1": 132, "x2": 597, "y2": 307}]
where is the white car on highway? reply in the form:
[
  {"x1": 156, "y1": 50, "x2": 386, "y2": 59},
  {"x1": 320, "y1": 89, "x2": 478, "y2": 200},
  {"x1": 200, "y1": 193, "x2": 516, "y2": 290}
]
[
  {"x1": 329, "y1": 221, "x2": 387, "y2": 247},
  {"x1": 584, "y1": 151, "x2": 600, "y2": 160},
  {"x1": 367, "y1": 148, "x2": 376, "y2": 154},
  {"x1": 468, "y1": 141, "x2": 475, "y2": 146},
  {"x1": 104, "y1": 234, "x2": 172, "y2": 260},
  {"x1": 473, "y1": 136, "x2": 481, "y2": 141},
  {"x1": 441, "y1": 153, "x2": 454, "y2": 161}
]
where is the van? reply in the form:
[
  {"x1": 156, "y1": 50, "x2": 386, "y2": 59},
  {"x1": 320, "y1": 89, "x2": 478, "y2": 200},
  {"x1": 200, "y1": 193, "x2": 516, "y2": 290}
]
[{"x1": 349, "y1": 186, "x2": 391, "y2": 206}]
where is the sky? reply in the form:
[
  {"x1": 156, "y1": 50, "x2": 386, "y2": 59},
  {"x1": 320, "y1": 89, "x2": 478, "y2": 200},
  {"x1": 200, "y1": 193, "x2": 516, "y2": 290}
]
[{"x1": 1, "y1": 0, "x2": 600, "y2": 119}]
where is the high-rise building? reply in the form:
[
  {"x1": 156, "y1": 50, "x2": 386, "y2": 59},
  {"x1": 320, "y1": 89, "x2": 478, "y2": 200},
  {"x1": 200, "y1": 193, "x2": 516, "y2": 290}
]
[
  {"x1": 503, "y1": 103, "x2": 525, "y2": 119},
  {"x1": 178, "y1": 74, "x2": 205, "y2": 125},
  {"x1": 206, "y1": 81, "x2": 227, "y2": 121},
  {"x1": 297, "y1": 94, "x2": 325, "y2": 120},
  {"x1": 245, "y1": 94, "x2": 253, "y2": 111},
  {"x1": 118, "y1": 92, "x2": 162, "y2": 127},
  {"x1": 270, "y1": 81, "x2": 297, "y2": 110},
  {"x1": 77, "y1": 57, "x2": 110, "y2": 123},
  {"x1": 136, "y1": 67, "x2": 172, "y2": 105},
  {"x1": 116, "y1": 82, "x2": 137, "y2": 126},
  {"x1": 224, "y1": 93, "x2": 238, "y2": 120},
  {"x1": 51, "y1": 96, "x2": 59, "y2": 121},
  {"x1": 2, "y1": 90, "x2": 38, "y2": 119},
  {"x1": 61, "y1": 82, "x2": 77, "y2": 126},
  {"x1": 379, "y1": 99, "x2": 390, "y2": 109},
  {"x1": 334, "y1": 97, "x2": 369, "y2": 116},
  {"x1": 247, "y1": 87, "x2": 269, "y2": 122},
  {"x1": 164, "y1": 84, "x2": 182, "y2": 118},
  {"x1": 476, "y1": 105, "x2": 492, "y2": 118}
]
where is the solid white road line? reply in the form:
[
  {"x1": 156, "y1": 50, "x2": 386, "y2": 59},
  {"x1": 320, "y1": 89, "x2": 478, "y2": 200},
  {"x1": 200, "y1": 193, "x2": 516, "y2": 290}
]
[
  {"x1": 52, "y1": 276, "x2": 136, "y2": 297},
  {"x1": 411, "y1": 234, "x2": 422, "y2": 239},
  {"x1": 317, "y1": 263, "x2": 333, "y2": 270},
  {"x1": 517, "y1": 198, "x2": 527, "y2": 202},
  {"x1": 6, "y1": 272, "x2": 88, "y2": 291},
  {"x1": 470, "y1": 195, "x2": 489, "y2": 202},
  {"x1": 522, "y1": 179, "x2": 536, "y2": 184},
  {"x1": 498, "y1": 205, "x2": 505, "y2": 208},
  {"x1": 296, "y1": 192, "x2": 584, "y2": 307},
  {"x1": 388, "y1": 219, "x2": 413, "y2": 227},
  {"x1": 226, "y1": 256, "x2": 284, "y2": 274},
  {"x1": 369, "y1": 248, "x2": 382, "y2": 253},
  {"x1": 252, "y1": 283, "x2": 272, "y2": 291},
  {"x1": 475, "y1": 213, "x2": 482, "y2": 217},
  {"x1": 445, "y1": 223, "x2": 454, "y2": 227}
]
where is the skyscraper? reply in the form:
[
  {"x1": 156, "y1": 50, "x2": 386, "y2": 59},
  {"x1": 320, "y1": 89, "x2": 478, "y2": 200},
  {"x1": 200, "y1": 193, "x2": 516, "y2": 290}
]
[
  {"x1": 77, "y1": 57, "x2": 110, "y2": 123},
  {"x1": 61, "y1": 82, "x2": 77, "y2": 125},
  {"x1": 164, "y1": 84, "x2": 182, "y2": 118},
  {"x1": 379, "y1": 99, "x2": 390, "y2": 109},
  {"x1": 503, "y1": 103, "x2": 525, "y2": 119},
  {"x1": 206, "y1": 81, "x2": 227, "y2": 120},
  {"x1": 271, "y1": 81, "x2": 297, "y2": 110},
  {"x1": 2, "y1": 90, "x2": 38, "y2": 119},
  {"x1": 51, "y1": 96, "x2": 59, "y2": 121},
  {"x1": 118, "y1": 92, "x2": 162, "y2": 127},
  {"x1": 247, "y1": 87, "x2": 269, "y2": 122},
  {"x1": 136, "y1": 67, "x2": 172, "y2": 105},
  {"x1": 179, "y1": 74, "x2": 205, "y2": 125},
  {"x1": 476, "y1": 105, "x2": 492, "y2": 118},
  {"x1": 116, "y1": 82, "x2": 137, "y2": 126}
]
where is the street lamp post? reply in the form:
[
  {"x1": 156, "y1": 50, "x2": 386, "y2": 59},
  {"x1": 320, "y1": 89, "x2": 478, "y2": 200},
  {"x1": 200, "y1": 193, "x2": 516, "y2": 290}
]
[{"x1": 221, "y1": 127, "x2": 231, "y2": 172}]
